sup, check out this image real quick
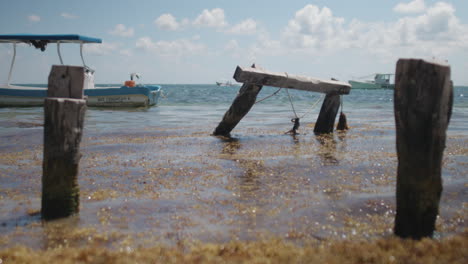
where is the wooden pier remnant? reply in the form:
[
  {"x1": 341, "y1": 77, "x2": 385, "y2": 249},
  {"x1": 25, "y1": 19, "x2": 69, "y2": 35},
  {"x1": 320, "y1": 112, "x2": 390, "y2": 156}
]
[
  {"x1": 213, "y1": 65, "x2": 263, "y2": 136},
  {"x1": 393, "y1": 59, "x2": 453, "y2": 239},
  {"x1": 314, "y1": 92, "x2": 341, "y2": 134},
  {"x1": 213, "y1": 65, "x2": 351, "y2": 136},
  {"x1": 41, "y1": 65, "x2": 87, "y2": 220},
  {"x1": 233, "y1": 66, "x2": 351, "y2": 94}
]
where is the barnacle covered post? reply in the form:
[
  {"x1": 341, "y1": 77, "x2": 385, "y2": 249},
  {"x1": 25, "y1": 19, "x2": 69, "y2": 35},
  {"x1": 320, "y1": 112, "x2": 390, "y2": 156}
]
[
  {"x1": 393, "y1": 59, "x2": 453, "y2": 239},
  {"x1": 42, "y1": 65, "x2": 87, "y2": 220},
  {"x1": 213, "y1": 65, "x2": 351, "y2": 136}
]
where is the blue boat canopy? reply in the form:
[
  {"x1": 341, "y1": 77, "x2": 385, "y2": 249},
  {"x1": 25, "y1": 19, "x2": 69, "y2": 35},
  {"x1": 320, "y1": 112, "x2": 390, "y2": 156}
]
[{"x1": 0, "y1": 34, "x2": 102, "y2": 44}]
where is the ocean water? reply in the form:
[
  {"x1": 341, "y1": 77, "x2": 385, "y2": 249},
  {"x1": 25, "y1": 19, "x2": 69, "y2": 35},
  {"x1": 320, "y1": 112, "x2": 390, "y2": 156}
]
[
  {"x1": 0, "y1": 85, "x2": 466, "y2": 249},
  {"x1": 1, "y1": 85, "x2": 467, "y2": 135}
]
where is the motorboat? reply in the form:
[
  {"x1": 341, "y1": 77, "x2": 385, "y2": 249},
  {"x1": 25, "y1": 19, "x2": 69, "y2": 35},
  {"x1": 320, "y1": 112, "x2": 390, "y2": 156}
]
[
  {"x1": 0, "y1": 34, "x2": 161, "y2": 107},
  {"x1": 348, "y1": 73, "x2": 394, "y2": 89}
]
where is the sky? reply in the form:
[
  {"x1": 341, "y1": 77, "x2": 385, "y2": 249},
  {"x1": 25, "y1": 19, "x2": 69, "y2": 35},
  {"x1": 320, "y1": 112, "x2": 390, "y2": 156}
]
[{"x1": 1, "y1": 0, "x2": 468, "y2": 85}]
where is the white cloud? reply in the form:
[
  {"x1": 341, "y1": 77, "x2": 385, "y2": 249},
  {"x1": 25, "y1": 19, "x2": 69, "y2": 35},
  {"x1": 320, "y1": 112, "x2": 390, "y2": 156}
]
[
  {"x1": 228, "y1": 19, "x2": 257, "y2": 35},
  {"x1": 109, "y1": 24, "x2": 135, "y2": 37},
  {"x1": 209, "y1": 1, "x2": 462, "y2": 77},
  {"x1": 28, "y1": 15, "x2": 40, "y2": 22},
  {"x1": 83, "y1": 42, "x2": 119, "y2": 55},
  {"x1": 394, "y1": 0, "x2": 426, "y2": 14},
  {"x1": 193, "y1": 8, "x2": 227, "y2": 28},
  {"x1": 282, "y1": 5, "x2": 345, "y2": 50},
  {"x1": 154, "y1": 13, "x2": 180, "y2": 31},
  {"x1": 247, "y1": 33, "x2": 283, "y2": 60},
  {"x1": 276, "y1": 2, "x2": 468, "y2": 59},
  {"x1": 224, "y1": 39, "x2": 239, "y2": 51},
  {"x1": 222, "y1": 40, "x2": 241, "y2": 59},
  {"x1": 136, "y1": 37, "x2": 205, "y2": 57},
  {"x1": 60, "y1": 12, "x2": 78, "y2": 19},
  {"x1": 119, "y1": 49, "x2": 132, "y2": 57},
  {"x1": 413, "y1": 2, "x2": 458, "y2": 40}
]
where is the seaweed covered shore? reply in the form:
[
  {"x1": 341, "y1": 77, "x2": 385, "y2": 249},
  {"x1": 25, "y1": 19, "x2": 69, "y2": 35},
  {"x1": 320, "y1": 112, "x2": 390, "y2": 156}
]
[
  {"x1": 1, "y1": 232, "x2": 467, "y2": 263},
  {"x1": 1, "y1": 82, "x2": 468, "y2": 263},
  {"x1": 0, "y1": 120, "x2": 466, "y2": 263}
]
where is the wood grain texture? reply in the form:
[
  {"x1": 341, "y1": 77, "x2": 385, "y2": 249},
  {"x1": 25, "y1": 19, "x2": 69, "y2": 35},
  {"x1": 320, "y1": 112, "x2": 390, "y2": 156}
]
[
  {"x1": 213, "y1": 82, "x2": 263, "y2": 136},
  {"x1": 42, "y1": 98, "x2": 86, "y2": 219},
  {"x1": 233, "y1": 66, "x2": 351, "y2": 95},
  {"x1": 48, "y1": 65, "x2": 85, "y2": 99},
  {"x1": 42, "y1": 65, "x2": 87, "y2": 220},
  {"x1": 393, "y1": 59, "x2": 453, "y2": 239}
]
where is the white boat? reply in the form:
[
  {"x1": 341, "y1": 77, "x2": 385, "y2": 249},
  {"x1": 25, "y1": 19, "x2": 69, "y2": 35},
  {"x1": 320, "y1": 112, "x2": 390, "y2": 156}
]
[
  {"x1": 348, "y1": 73, "x2": 394, "y2": 89},
  {"x1": 0, "y1": 34, "x2": 162, "y2": 107},
  {"x1": 216, "y1": 80, "x2": 238, "y2": 87}
]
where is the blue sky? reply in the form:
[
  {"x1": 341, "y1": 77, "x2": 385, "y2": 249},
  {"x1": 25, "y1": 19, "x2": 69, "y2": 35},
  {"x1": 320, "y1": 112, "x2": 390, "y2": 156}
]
[{"x1": 1, "y1": 0, "x2": 468, "y2": 85}]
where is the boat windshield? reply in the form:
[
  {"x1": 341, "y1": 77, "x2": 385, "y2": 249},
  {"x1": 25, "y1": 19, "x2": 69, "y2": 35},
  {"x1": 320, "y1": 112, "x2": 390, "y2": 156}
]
[{"x1": 375, "y1": 74, "x2": 392, "y2": 84}]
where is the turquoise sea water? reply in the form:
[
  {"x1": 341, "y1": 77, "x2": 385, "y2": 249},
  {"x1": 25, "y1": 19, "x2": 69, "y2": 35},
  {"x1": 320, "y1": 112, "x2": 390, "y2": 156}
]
[{"x1": 1, "y1": 85, "x2": 466, "y2": 136}]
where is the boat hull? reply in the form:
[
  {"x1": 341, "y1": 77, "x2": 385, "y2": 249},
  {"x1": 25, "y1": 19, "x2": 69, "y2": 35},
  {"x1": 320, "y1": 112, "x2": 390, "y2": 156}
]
[
  {"x1": 0, "y1": 85, "x2": 161, "y2": 107},
  {"x1": 348, "y1": 80, "x2": 394, "y2": 89}
]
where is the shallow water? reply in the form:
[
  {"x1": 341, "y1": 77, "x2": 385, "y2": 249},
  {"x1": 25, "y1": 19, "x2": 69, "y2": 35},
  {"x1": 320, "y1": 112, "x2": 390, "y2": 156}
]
[{"x1": 0, "y1": 85, "x2": 466, "y2": 250}]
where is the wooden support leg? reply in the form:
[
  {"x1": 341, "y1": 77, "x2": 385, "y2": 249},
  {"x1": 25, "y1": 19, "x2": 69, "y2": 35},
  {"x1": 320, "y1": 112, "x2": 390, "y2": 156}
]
[
  {"x1": 213, "y1": 83, "x2": 263, "y2": 136},
  {"x1": 393, "y1": 59, "x2": 453, "y2": 239},
  {"x1": 42, "y1": 65, "x2": 86, "y2": 220},
  {"x1": 42, "y1": 98, "x2": 86, "y2": 219},
  {"x1": 314, "y1": 92, "x2": 340, "y2": 134}
]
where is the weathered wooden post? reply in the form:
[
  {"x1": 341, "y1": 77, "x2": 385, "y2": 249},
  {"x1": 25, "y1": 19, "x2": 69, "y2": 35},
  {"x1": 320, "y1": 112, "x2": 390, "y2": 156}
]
[
  {"x1": 42, "y1": 65, "x2": 87, "y2": 220},
  {"x1": 213, "y1": 64, "x2": 263, "y2": 137},
  {"x1": 393, "y1": 59, "x2": 453, "y2": 239},
  {"x1": 214, "y1": 65, "x2": 351, "y2": 136},
  {"x1": 314, "y1": 92, "x2": 341, "y2": 134}
]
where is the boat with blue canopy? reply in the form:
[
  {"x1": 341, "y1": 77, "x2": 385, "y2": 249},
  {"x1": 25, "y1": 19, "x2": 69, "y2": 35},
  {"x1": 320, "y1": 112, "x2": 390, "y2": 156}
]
[{"x1": 0, "y1": 34, "x2": 162, "y2": 107}]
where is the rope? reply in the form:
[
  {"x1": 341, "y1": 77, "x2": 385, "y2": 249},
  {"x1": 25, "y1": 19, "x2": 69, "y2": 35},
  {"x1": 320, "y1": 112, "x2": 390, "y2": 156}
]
[
  {"x1": 255, "y1": 71, "x2": 289, "y2": 104},
  {"x1": 340, "y1": 94, "x2": 344, "y2": 112},
  {"x1": 250, "y1": 70, "x2": 323, "y2": 126},
  {"x1": 286, "y1": 89, "x2": 298, "y2": 118},
  {"x1": 255, "y1": 87, "x2": 282, "y2": 104},
  {"x1": 298, "y1": 93, "x2": 324, "y2": 119}
]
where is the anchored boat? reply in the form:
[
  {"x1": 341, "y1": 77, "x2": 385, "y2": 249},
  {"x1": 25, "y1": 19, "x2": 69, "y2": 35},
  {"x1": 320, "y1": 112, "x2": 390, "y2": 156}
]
[
  {"x1": 0, "y1": 34, "x2": 161, "y2": 107},
  {"x1": 348, "y1": 73, "x2": 394, "y2": 89},
  {"x1": 215, "y1": 79, "x2": 238, "y2": 87}
]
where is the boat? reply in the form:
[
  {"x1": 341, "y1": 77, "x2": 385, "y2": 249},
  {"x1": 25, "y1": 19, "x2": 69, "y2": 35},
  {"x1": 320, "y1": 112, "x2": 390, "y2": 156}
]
[
  {"x1": 348, "y1": 73, "x2": 394, "y2": 89},
  {"x1": 216, "y1": 80, "x2": 238, "y2": 87},
  {"x1": 0, "y1": 34, "x2": 162, "y2": 107}
]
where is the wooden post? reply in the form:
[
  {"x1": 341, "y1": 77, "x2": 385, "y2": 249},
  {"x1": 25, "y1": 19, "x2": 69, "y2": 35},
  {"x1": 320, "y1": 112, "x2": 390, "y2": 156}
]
[
  {"x1": 213, "y1": 82, "x2": 263, "y2": 136},
  {"x1": 393, "y1": 59, "x2": 453, "y2": 239},
  {"x1": 313, "y1": 92, "x2": 340, "y2": 134},
  {"x1": 41, "y1": 65, "x2": 87, "y2": 220},
  {"x1": 213, "y1": 64, "x2": 263, "y2": 137}
]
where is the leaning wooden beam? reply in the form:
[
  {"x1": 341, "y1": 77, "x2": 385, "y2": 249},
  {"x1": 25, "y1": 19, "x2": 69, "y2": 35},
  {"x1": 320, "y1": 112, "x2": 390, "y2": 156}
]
[
  {"x1": 213, "y1": 82, "x2": 263, "y2": 137},
  {"x1": 393, "y1": 59, "x2": 453, "y2": 239},
  {"x1": 42, "y1": 65, "x2": 87, "y2": 220},
  {"x1": 313, "y1": 92, "x2": 341, "y2": 134},
  {"x1": 233, "y1": 66, "x2": 351, "y2": 95}
]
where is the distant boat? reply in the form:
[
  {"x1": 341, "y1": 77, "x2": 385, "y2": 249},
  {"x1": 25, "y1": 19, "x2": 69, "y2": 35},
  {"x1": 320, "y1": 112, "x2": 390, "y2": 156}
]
[
  {"x1": 349, "y1": 73, "x2": 394, "y2": 89},
  {"x1": 0, "y1": 34, "x2": 161, "y2": 107},
  {"x1": 216, "y1": 80, "x2": 238, "y2": 87}
]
